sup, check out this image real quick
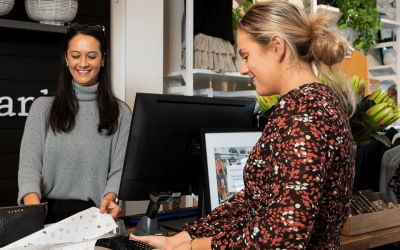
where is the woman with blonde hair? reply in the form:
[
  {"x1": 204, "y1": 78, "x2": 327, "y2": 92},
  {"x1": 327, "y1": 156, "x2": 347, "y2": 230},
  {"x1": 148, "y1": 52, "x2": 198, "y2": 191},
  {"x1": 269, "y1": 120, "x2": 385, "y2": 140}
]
[{"x1": 131, "y1": 1, "x2": 356, "y2": 249}]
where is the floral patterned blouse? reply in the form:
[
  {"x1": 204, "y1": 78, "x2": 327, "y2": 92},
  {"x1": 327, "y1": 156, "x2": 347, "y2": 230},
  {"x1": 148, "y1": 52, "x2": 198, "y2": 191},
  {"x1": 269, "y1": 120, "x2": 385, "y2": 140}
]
[{"x1": 182, "y1": 82, "x2": 356, "y2": 250}]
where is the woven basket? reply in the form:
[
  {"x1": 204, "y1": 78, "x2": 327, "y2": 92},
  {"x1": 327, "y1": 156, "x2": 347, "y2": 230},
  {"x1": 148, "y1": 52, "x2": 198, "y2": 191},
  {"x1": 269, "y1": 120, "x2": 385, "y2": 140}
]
[
  {"x1": 25, "y1": 0, "x2": 78, "y2": 26},
  {"x1": 0, "y1": 0, "x2": 15, "y2": 16}
]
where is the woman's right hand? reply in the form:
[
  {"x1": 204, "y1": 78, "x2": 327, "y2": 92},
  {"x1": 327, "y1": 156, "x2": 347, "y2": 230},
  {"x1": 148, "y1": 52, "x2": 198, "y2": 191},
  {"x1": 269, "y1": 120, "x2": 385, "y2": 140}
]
[
  {"x1": 129, "y1": 231, "x2": 191, "y2": 250},
  {"x1": 23, "y1": 193, "x2": 40, "y2": 205}
]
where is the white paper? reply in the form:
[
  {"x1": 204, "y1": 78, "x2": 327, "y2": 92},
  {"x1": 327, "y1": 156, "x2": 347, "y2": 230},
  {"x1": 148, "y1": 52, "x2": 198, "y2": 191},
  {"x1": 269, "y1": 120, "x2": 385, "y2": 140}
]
[
  {"x1": 2, "y1": 207, "x2": 117, "y2": 250},
  {"x1": 226, "y1": 164, "x2": 245, "y2": 192}
]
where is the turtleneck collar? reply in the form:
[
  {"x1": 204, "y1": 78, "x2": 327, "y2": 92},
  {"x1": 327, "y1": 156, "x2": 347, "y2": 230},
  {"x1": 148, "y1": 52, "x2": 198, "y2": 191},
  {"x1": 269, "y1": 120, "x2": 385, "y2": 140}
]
[{"x1": 73, "y1": 81, "x2": 98, "y2": 101}]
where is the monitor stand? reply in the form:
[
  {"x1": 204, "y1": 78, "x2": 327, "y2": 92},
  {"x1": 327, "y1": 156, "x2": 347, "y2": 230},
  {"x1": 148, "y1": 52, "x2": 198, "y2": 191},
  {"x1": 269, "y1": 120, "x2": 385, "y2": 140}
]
[{"x1": 134, "y1": 191, "x2": 172, "y2": 236}]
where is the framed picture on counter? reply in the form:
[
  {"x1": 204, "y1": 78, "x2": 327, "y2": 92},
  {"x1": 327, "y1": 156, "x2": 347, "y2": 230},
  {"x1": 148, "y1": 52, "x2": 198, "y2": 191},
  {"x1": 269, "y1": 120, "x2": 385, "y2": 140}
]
[{"x1": 200, "y1": 127, "x2": 262, "y2": 215}]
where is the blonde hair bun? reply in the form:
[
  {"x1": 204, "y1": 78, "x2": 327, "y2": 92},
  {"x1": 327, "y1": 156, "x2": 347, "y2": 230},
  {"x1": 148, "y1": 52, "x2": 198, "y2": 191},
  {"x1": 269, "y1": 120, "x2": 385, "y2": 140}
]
[{"x1": 308, "y1": 10, "x2": 348, "y2": 67}]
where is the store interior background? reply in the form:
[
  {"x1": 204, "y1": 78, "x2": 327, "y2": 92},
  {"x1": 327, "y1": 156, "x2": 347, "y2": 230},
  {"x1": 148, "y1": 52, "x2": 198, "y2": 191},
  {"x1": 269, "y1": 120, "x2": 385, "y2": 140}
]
[{"x1": 0, "y1": 0, "x2": 398, "y2": 217}]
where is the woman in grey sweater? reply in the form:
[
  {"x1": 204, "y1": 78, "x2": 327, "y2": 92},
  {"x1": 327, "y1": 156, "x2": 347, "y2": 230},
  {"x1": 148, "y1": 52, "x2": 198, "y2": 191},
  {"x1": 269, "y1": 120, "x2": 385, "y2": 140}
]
[{"x1": 17, "y1": 24, "x2": 131, "y2": 223}]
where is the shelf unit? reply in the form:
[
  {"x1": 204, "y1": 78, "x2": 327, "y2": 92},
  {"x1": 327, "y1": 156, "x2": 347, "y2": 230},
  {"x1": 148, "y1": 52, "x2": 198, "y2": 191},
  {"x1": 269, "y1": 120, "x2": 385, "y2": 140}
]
[
  {"x1": 167, "y1": 1, "x2": 400, "y2": 101},
  {"x1": 371, "y1": 42, "x2": 396, "y2": 50},
  {"x1": 0, "y1": 19, "x2": 67, "y2": 33},
  {"x1": 164, "y1": 0, "x2": 255, "y2": 99},
  {"x1": 368, "y1": 15, "x2": 400, "y2": 93}
]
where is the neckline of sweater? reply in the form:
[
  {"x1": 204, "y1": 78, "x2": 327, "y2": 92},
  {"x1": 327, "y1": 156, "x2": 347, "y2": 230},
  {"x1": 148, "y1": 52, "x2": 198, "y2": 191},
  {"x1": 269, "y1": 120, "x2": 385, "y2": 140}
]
[{"x1": 73, "y1": 81, "x2": 98, "y2": 101}]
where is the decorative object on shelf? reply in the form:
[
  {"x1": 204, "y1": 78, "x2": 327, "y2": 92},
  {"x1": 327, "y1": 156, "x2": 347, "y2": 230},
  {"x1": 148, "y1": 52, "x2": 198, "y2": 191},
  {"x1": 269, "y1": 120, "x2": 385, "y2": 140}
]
[
  {"x1": 377, "y1": 0, "x2": 396, "y2": 20},
  {"x1": 25, "y1": 0, "x2": 78, "y2": 26},
  {"x1": 377, "y1": 0, "x2": 389, "y2": 16},
  {"x1": 387, "y1": 7, "x2": 396, "y2": 20},
  {"x1": 181, "y1": 33, "x2": 236, "y2": 74},
  {"x1": 0, "y1": 0, "x2": 14, "y2": 16},
  {"x1": 336, "y1": 27, "x2": 358, "y2": 47},
  {"x1": 383, "y1": 47, "x2": 397, "y2": 65},
  {"x1": 332, "y1": 0, "x2": 383, "y2": 55},
  {"x1": 181, "y1": 0, "x2": 236, "y2": 74},
  {"x1": 255, "y1": 75, "x2": 400, "y2": 146}
]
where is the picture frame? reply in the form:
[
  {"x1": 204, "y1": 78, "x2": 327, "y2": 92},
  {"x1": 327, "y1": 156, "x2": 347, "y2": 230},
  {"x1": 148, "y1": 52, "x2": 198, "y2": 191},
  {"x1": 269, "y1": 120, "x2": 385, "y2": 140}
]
[{"x1": 200, "y1": 127, "x2": 262, "y2": 215}]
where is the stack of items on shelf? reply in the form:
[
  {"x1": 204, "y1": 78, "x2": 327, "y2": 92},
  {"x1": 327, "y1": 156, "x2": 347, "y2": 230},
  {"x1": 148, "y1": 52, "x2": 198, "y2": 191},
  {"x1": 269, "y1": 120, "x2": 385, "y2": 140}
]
[
  {"x1": 349, "y1": 189, "x2": 397, "y2": 216},
  {"x1": 181, "y1": 0, "x2": 236, "y2": 74},
  {"x1": 181, "y1": 33, "x2": 236, "y2": 73}
]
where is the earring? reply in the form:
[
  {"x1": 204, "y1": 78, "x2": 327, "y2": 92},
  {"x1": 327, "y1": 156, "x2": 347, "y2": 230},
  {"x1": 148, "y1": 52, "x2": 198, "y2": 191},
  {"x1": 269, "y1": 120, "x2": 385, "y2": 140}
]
[
  {"x1": 66, "y1": 63, "x2": 68, "y2": 67},
  {"x1": 101, "y1": 64, "x2": 104, "y2": 68},
  {"x1": 276, "y1": 58, "x2": 281, "y2": 62}
]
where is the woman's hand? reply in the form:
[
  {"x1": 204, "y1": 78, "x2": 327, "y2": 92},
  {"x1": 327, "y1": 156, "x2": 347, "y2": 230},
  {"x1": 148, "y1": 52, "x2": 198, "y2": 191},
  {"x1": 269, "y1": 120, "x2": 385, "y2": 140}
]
[
  {"x1": 174, "y1": 237, "x2": 212, "y2": 250},
  {"x1": 99, "y1": 193, "x2": 121, "y2": 220},
  {"x1": 23, "y1": 193, "x2": 40, "y2": 205},
  {"x1": 130, "y1": 235, "x2": 173, "y2": 250},
  {"x1": 130, "y1": 231, "x2": 191, "y2": 250}
]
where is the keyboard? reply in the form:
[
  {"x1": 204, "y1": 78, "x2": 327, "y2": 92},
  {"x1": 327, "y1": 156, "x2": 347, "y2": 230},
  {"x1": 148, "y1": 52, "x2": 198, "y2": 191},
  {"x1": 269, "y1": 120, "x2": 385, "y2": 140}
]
[
  {"x1": 120, "y1": 206, "x2": 198, "y2": 225},
  {"x1": 96, "y1": 235, "x2": 155, "y2": 250}
]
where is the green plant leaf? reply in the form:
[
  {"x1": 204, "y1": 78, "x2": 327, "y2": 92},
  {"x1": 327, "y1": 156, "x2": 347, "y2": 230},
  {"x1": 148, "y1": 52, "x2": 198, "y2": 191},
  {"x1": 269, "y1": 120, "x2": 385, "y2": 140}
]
[
  {"x1": 332, "y1": 0, "x2": 382, "y2": 55},
  {"x1": 370, "y1": 132, "x2": 391, "y2": 147}
]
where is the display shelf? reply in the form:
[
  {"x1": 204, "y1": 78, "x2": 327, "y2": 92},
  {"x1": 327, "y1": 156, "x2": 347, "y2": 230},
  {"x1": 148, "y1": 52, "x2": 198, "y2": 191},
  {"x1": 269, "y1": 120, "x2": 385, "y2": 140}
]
[
  {"x1": 368, "y1": 64, "x2": 397, "y2": 75},
  {"x1": 371, "y1": 42, "x2": 395, "y2": 50},
  {"x1": 316, "y1": 4, "x2": 340, "y2": 13},
  {"x1": 165, "y1": 69, "x2": 256, "y2": 98},
  {"x1": 169, "y1": 87, "x2": 257, "y2": 99},
  {"x1": 211, "y1": 90, "x2": 257, "y2": 99},
  {"x1": 164, "y1": 69, "x2": 252, "y2": 85},
  {"x1": 381, "y1": 18, "x2": 400, "y2": 29},
  {"x1": 0, "y1": 19, "x2": 67, "y2": 33},
  {"x1": 370, "y1": 75, "x2": 397, "y2": 83}
]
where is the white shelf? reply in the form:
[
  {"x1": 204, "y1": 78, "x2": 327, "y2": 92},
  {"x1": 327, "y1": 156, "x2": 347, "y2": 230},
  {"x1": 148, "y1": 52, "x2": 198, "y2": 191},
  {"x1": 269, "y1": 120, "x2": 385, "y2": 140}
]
[
  {"x1": 169, "y1": 87, "x2": 257, "y2": 99},
  {"x1": 382, "y1": 18, "x2": 400, "y2": 29},
  {"x1": 212, "y1": 90, "x2": 257, "y2": 99},
  {"x1": 190, "y1": 88, "x2": 257, "y2": 99},
  {"x1": 316, "y1": 5, "x2": 340, "y2": 13},
  {"x1": 370, "y1": 75, "x2": 397, "y2": 83},
  {"x1": 164, "y1": 69, "x2": 251, "y2": 84},
  {"x1": 368, "y1": 64, "x2": 397, "y2": 75},
  {"x1": 371, "y1": 42, "x2": 395, "y2": 49}
]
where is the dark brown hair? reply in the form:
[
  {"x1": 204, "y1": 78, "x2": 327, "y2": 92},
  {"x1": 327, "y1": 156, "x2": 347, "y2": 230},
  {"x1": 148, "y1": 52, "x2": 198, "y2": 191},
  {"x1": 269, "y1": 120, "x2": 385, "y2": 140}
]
[{"x1": 49, "y1": 25, "x2": 119, "y2": 135}]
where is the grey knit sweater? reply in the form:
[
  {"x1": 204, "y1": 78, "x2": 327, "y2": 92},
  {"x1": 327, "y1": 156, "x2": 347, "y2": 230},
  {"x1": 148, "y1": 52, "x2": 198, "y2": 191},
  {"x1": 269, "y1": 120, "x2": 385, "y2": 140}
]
[{"x1": 17, "y1": 82, "x2": 132, "y2": 207}]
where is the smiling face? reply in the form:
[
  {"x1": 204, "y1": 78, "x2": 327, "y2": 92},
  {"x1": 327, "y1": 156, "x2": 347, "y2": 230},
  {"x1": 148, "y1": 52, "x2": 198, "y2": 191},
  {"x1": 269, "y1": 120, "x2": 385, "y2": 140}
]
[
  {"x1": 65, "y1": 34, "x2": 105, "y2": 86},
  {"x1": 238, "y1": 30, "x2": 282, "y2": 96}
]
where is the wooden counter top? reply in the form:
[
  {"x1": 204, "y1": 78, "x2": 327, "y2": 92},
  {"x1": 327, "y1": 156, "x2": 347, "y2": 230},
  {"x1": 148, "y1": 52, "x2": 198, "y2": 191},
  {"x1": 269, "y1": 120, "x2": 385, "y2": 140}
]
[{"x1": 125, "y1": 222, "x2": 400, "y2": 249}]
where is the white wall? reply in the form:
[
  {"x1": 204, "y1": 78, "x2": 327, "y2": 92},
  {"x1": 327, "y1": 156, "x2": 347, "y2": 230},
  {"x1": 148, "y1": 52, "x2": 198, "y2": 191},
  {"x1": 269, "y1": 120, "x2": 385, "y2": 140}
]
[
  {"x1": 111, "y1": 0, "x2": 164, "y2": 110},
  {"x1": 111, "y1": 0, "x2": 126, "y2": 101},
  {"x1": 111, "y1": 0, "x2": 164, "y2": 216}
]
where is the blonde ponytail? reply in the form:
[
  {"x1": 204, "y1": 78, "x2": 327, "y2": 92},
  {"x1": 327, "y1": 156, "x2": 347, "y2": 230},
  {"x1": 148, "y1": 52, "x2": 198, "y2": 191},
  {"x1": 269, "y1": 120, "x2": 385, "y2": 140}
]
[{"x1": 237, "y1": 0, "x2": 356, "y2": 117}]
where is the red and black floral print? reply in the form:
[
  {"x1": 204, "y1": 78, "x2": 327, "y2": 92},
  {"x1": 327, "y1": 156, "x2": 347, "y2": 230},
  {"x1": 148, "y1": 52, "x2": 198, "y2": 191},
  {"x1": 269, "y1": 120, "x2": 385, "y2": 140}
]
[{"x1": 183, "y1": 82, "x2": 356, "y2": 250}]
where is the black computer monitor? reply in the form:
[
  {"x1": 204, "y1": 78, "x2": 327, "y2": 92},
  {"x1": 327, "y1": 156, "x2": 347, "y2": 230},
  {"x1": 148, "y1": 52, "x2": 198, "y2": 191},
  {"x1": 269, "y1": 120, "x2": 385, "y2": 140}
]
[{"x1": 118, "y1": 93, "x2": 256, "y2": 202}]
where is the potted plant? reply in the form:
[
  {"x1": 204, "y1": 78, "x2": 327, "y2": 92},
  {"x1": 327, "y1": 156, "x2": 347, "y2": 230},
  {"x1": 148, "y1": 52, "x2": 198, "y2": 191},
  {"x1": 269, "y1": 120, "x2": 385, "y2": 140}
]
[
  {"x1": 256, "y1": 75, "x2": 400, "y2": 146},
  {"x1": 331, "y1": 0, "x2": 383, "y2": 55}
]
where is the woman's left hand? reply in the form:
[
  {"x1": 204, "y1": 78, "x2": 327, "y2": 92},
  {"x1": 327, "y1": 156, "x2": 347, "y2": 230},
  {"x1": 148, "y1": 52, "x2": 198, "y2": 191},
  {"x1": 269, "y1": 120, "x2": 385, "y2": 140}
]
[{"x1": 99, "y1": 193, "x2": 121, "y2": 220}]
